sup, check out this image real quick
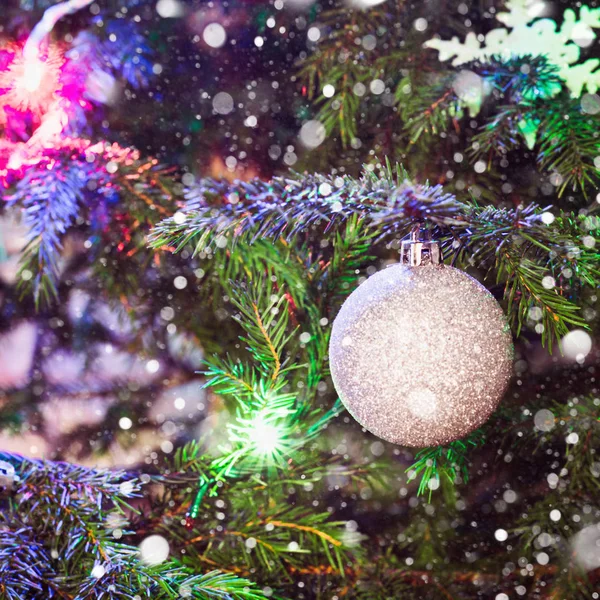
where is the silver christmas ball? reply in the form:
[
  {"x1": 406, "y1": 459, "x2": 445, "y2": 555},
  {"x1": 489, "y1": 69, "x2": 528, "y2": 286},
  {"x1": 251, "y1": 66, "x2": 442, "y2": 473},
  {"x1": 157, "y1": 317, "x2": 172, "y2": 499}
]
[{"x1": 329, "y1": 260, "x2": 513, "y2": 447}]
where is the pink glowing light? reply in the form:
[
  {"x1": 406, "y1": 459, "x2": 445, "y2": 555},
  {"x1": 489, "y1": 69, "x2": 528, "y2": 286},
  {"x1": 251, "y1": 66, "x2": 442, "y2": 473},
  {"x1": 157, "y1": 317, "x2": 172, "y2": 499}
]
[
  {"x1": 18, "y1": 58, "x2": 44, "y2": 92},
  {"x1": 0, "y1": 44, "x2": 64, "y2": 126},
  {"x1": 0, "y1": 0, "x2": 97, "y2": 183},
  {"x1": 0, "y1": 45, "x2": 75, "y2": 180}
]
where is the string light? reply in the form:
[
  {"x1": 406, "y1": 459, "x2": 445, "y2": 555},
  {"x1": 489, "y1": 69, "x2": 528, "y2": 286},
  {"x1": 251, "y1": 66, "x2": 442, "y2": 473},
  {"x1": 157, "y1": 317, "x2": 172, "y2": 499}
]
[
  {"x1": 246, "y1": 412, "x2": 286, "y2": 457},
  {"x1": 223, "y1": 382, "x2": 299, "y2": 471},
  {"x1": 18, "y1": 58, "x2": 45, "y2": 93},
  {"x1": 0, "y1": 0, "x2": 99, "y2": 180},
  {"x1": 0, "y1": 45, "x2": 63, "y2": 122}
]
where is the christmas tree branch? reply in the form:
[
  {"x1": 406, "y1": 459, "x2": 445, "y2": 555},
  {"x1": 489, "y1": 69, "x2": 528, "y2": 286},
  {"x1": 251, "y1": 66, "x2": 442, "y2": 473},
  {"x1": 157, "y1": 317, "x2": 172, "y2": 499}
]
[
  {"x1": 202, "y1": 275, "x2": 338, "y2": 478},
  {"x1": 469, "y1": 104, "x2": 529, "y2": 160},
  {"x1": 148, "y1": 171, "x2": 463, "y2": 250},
  {"x1": 538, "y1": 101, "x2": 600, "y2": 198},
  {"x1": 1, "y1": 451, "x2": 270, "y2": 599},
  {"x1": 2, "y1": 141, "x2": 180, "y2": 306},
  {"x1": 406, "y1": 431, "x2": 484, "y2": 501},
  {"x1": 150, "y1": 167, "x2": 597, "y2": 349},
  {"x1": 8, "y1": 163, "x2": 84, "y2": 306},
  {"x1": 299, "y1": 8, "x2": 600, "y2": 197},
  {"x1": 399, "y1": 72, "x2": 460, "y2": 145},
  {"x1": 230, "y1": 281, "x2": 296, "y2": 383},
  {"x1": 450, "y1": 203, "x2": 599, "y2": 350}
]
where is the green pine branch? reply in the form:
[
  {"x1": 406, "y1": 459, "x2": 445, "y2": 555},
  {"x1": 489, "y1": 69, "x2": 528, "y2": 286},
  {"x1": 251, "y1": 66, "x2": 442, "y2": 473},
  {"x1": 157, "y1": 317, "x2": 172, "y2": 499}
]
[
  {"x1": 406, "y1": 431, "x2": 484, "y2": 501},
  {"x1": 0, "y1": 452, "x2": 268, "y2": 600},
  {"x1": 9, "y1": 164, "x2": 84, "y2": 307},
  {"x1": 150, "y1": 168, "x2": 597, "y2": 350},
  {"x1": 469, "y1": 104, "x2": 530, "y2": 161},
  {"x1": 448, "y1": 202, "x2": 599, "y2": 350},
  {"x1": 229, "y1": 280, "x2": 297, "y2": 383},
  {"x1": 147, "y1": 171, "x2": 464, "y2": 251},
  {"x1": 538, "y1": 102, "x2": 600, "y2": 197},
  {"x1": 177, "y1": 501, "x2": 357, "y2": 578},
  {"x1": 398, "y1": 72, "x2": 460, "y2": 146},
  {"x1": 319, "y1": 213, "x2": 378, "y2": 304},
  {"x1": 297, "y1": 1, "x2": 409, "y2": 147}
]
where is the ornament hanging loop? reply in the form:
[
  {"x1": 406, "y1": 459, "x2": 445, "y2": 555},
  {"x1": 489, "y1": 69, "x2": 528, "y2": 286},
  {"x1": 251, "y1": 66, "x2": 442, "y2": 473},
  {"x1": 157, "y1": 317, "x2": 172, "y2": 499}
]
[{"x1": 400, "y1": 223, "x2": 442, "y2": 266}]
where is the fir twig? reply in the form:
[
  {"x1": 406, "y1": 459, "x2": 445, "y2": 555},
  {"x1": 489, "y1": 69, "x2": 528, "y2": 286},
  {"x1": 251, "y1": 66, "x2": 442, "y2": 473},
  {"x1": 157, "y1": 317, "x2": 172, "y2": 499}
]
[{"x1": 150, "y1": 168, "x2": 598, "y2": 349}]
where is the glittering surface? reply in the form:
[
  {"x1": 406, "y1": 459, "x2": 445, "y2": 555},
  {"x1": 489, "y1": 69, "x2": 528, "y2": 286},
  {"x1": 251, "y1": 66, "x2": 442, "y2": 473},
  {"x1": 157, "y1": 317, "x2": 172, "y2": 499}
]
[{"x1": 329, "y1": 264, "x2": 514, "y2": 447}]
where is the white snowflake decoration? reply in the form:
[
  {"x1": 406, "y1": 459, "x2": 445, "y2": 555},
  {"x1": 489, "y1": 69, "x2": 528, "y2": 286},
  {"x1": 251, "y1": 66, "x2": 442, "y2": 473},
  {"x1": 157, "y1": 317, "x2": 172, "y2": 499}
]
[{"x1": 425, "y1": 0, "x2": 600, "y2": 97}]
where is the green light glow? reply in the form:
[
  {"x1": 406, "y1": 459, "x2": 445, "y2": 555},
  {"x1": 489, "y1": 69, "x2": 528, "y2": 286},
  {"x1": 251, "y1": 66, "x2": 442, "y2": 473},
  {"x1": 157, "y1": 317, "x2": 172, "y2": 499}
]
[
  {"x1": 225, "y1": 402, "x2": 296, "y2": 471},
  {"x1": 247, "y1": 412, "x2": 286, "y2": 456}
]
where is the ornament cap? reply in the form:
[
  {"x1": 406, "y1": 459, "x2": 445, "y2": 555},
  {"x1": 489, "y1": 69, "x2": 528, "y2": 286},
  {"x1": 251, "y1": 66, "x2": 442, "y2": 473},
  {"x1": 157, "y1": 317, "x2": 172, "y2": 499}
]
[{"x1": 400, "y1": 225, "x2": 442, "y2": 266}]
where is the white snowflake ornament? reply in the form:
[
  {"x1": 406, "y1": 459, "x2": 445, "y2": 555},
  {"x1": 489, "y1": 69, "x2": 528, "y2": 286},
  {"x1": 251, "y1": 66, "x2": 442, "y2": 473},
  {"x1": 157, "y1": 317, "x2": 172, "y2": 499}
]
[{"x1": 425, "y1": 0, "x2": 600, "y2": 98}]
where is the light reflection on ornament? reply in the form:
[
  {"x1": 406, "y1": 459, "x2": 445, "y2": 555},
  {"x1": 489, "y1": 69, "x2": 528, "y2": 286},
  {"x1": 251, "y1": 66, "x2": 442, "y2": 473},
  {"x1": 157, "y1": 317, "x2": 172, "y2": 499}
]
[{"x1": 406, "y1": 388, "x2": 438, "y2": 420}]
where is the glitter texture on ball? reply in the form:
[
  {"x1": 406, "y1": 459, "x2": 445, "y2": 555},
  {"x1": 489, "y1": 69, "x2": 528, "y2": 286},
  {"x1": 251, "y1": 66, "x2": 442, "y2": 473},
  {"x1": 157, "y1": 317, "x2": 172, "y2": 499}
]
[{"x1": 329, "y1": 262, "x2": 513, "y2": 447}]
